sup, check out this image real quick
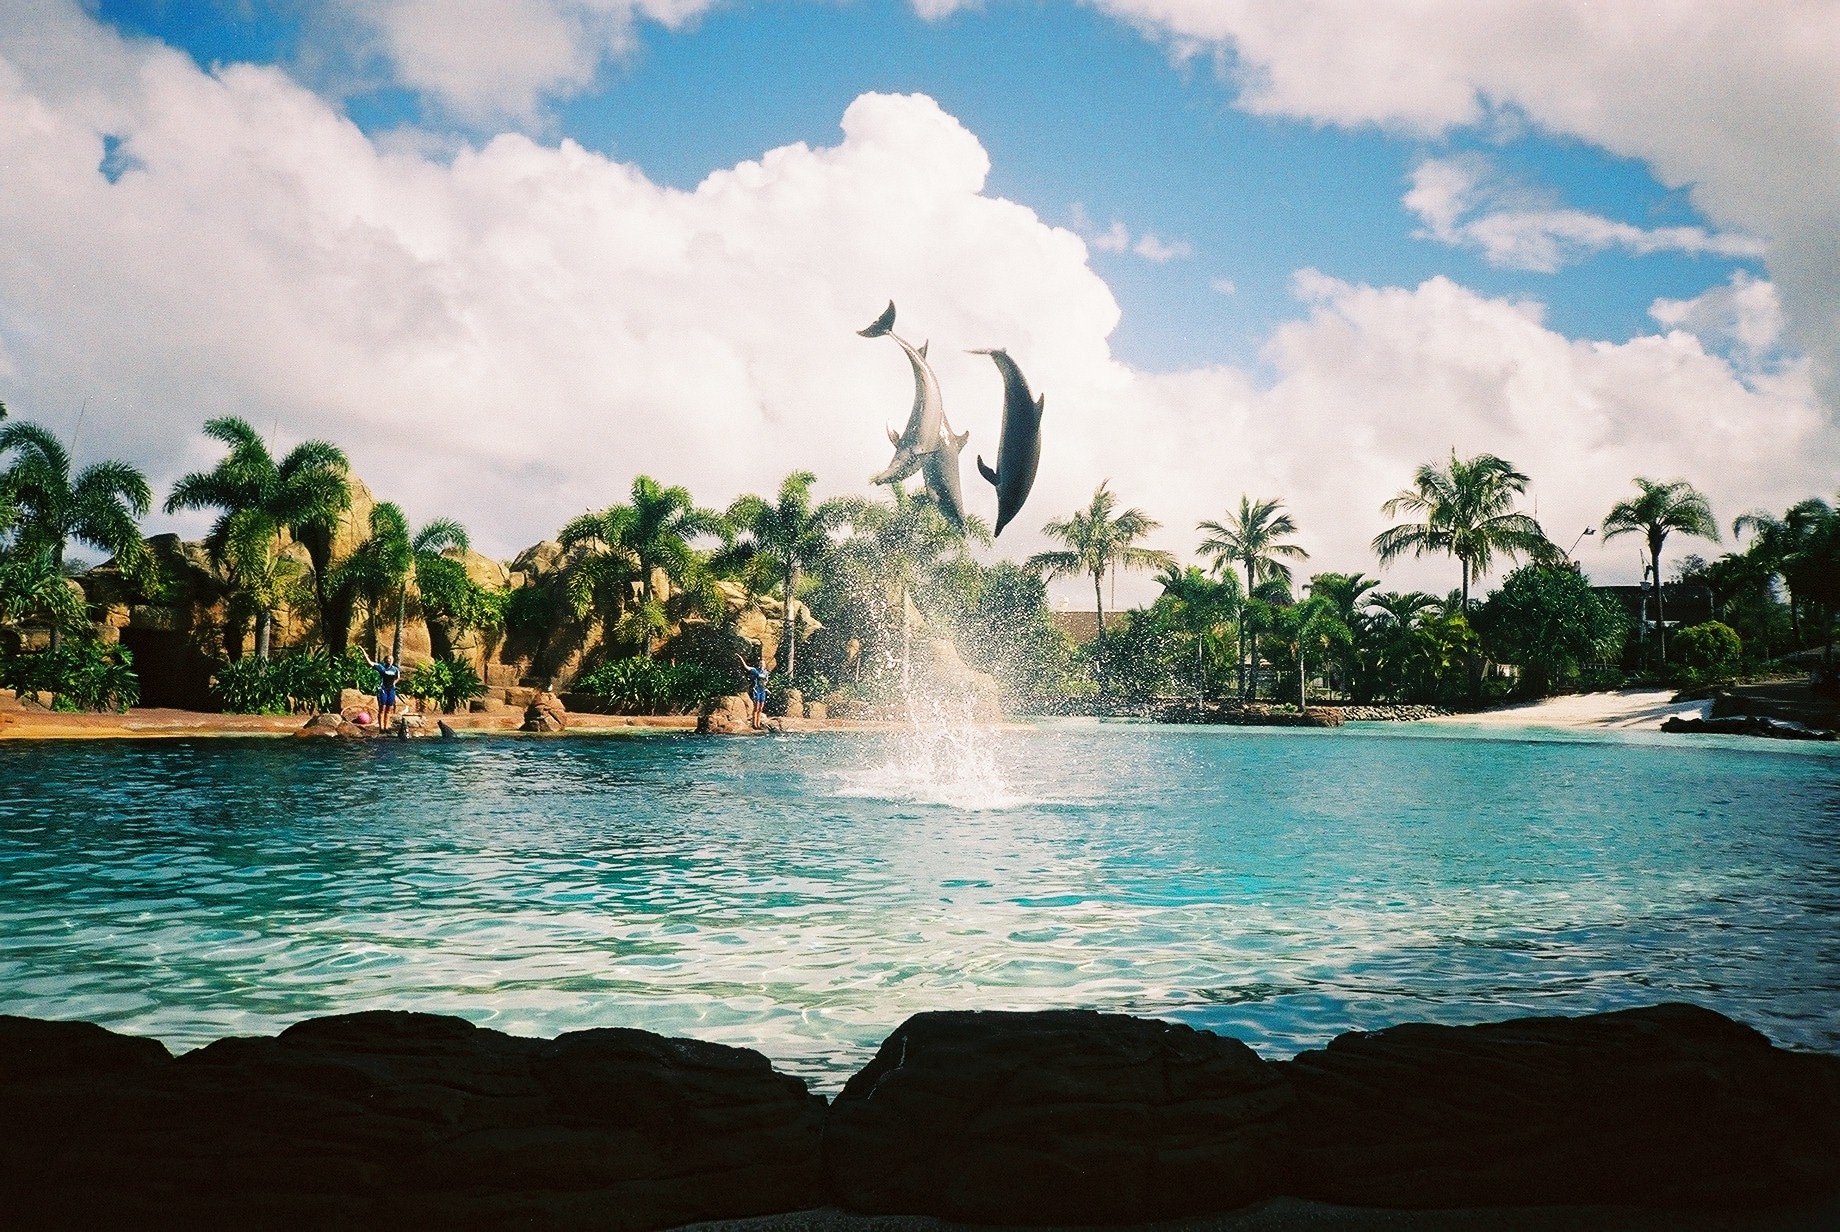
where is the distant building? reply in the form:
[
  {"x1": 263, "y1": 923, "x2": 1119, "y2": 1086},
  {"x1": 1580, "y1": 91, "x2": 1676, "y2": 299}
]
[
  {"x1": 1052, "y1": 611, "x2": 1102, "y2": 645},
  {"x1": 1593, "y1": 582, "x2": 1715, "y2": 632}
]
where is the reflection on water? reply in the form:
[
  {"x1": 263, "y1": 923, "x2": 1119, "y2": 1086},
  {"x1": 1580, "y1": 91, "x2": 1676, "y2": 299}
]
[{"x1": 1, "y1": 724, "x2": 1836, "y2": 1088}]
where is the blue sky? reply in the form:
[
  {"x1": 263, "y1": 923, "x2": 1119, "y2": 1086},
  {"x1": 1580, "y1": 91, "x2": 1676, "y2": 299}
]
[{"x1": 3, "y1": 1, "x2": 1833, "y2": 593}]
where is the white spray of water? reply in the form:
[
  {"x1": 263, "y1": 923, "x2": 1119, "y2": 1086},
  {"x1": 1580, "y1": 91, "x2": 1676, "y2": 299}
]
[{"x1": 830, "y1": 591, "x2": 1026, "y2": 810}]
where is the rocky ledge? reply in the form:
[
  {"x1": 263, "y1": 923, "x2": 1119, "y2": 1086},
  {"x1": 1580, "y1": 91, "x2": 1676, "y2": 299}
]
[
  {"x1": 2, "y1": 1004, "x2": 1835, "y2": 1229},
  {"x1": 1661, "y1": 713, "x2": 1837, "y2": 741}
]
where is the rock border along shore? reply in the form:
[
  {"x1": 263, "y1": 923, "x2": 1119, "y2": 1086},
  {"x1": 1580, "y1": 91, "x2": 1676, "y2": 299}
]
[{"x1": 3, "y1": 1003, "x2": 1835, "y2": 1228}]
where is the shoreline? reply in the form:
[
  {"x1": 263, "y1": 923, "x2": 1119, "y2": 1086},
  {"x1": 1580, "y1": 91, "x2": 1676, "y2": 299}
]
[
  {"x1": 0, "y1": 705, "x2": 918, "y2": 740},
  {"x1": 0, "y1": 689, "x2": 1746, "y2": 740},
  {"x1": 1421, "y1": 687, "x2": 1712, "y2": 730}
]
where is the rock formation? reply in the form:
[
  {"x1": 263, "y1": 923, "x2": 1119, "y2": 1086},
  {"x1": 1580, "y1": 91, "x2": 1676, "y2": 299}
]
[
  {"x1": 825, "y1": 1010, "x2": 1293, "y2": 1223},
  {"x1": 3, "y1": 1003, "x2": 1833, "y2": 1228},
  {"x1": 0, "y1": 1011, "x2": 826, "y2": 1229}
]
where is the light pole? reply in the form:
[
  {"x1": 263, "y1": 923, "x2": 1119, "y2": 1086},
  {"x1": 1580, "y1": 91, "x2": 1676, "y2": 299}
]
[{"x1": 1567, "y1": 526, "x2": 1596, "y2": 561}]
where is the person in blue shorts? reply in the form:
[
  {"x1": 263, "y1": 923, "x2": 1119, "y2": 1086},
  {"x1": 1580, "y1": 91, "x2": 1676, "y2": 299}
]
[
  {"x1": 365, "y1": 652, "x2": 401, "y2": 729},
  {"x1": 736, "y1": 649, "x2": 769, "y2": 729}
]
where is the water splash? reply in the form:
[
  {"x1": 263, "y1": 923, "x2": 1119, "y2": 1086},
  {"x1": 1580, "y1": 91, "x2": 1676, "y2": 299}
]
[{"x1": 834, "y1": 643, "x2": 1026, "y2": 810}]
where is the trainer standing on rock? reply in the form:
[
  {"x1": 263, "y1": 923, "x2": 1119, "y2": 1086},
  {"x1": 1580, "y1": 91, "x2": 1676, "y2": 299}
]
[
  {"x1": 737, "y1": 649, "x2": 769, "y2": 730},
  {"x1": 365, "y1": 652, "x2": 401, "y2": 730}
]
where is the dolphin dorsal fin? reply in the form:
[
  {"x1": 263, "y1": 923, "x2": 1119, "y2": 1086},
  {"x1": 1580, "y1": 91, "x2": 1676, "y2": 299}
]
[
  {"x1": 918, "y1": 341, "x2": 929, "y2": 359},
  {"x1": 1035, "y1": 393, "x2": 1046, "y2": 414},
  {"x1": 953, "y1": 428, "x2": 969, "y2": 449},
  {"x1": 887, "y1": 424, "x2": 902, "y2": 447},
  {"x1": 977, "y1": 455, "x2": 999, "y2": 486}
]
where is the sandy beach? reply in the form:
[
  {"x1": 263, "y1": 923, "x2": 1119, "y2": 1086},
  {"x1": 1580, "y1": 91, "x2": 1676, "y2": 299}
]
[{"x1": 1425, "y1": 688, "x2": 1711, "y2": 730}]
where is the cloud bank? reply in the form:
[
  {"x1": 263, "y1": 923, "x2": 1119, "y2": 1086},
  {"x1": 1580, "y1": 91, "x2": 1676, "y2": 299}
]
[
  {"x1": 1403, "y1": 157, "x2": 1763, "y2": 274},
  {"x1": 1079, "y1": 0, "x2": 1840, "y2": 406},
  {"x1": 0, "y1": 2, "x2": 1832, "y2": 607}
]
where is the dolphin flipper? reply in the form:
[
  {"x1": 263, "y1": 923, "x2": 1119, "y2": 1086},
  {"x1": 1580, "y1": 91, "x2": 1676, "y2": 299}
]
[{"x1": 858, "y1": 301, "x2": 896, "y2": 338}]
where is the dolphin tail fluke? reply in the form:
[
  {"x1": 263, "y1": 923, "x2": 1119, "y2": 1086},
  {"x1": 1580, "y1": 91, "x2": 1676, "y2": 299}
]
[
  {"x1": 977, "y1": 455, "x2": 998, "y2": 487},
  {"x1": 858, "y1": 301, "x2": 896, "y2": 338}
]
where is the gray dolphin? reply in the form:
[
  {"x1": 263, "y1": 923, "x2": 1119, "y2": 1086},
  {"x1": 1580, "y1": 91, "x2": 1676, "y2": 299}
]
[
  {"x1": 922, "y1": 413, "x2": 971, "y2": 531},
  {"x1": 971, "y1": 348, "x2": 1044, "y2": 537},
  {"x1": 861, "y1": 302, "x2": 946, "y2": 486}
]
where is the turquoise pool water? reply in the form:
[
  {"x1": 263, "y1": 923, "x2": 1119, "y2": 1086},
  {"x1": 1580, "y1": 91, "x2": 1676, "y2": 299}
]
[{"x1": 2, "y1": 722, "x2": 1835, "y2": 1084}]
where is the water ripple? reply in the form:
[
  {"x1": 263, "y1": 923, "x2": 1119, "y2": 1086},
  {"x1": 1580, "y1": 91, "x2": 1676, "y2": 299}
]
[{"x1": 2, "y1": 726, "x2": 1836, "y2": 1087}]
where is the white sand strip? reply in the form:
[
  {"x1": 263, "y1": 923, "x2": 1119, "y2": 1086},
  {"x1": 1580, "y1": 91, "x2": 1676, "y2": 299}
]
[{"x1": 1425, "y1": 689, "x2": 1711, "y2": 730}]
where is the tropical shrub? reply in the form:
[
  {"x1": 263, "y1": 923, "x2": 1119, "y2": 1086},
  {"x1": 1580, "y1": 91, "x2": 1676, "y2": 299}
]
[
  {"x1": 1475, "y1": 565, "x2": 1630, "y2": 697},
  {"x1": 209, "y1": 647, "x2": 373, "y2": 714},
  {"x1": 273, "y1": 647, "x2": 373, "y2": 713},
  {"x1": 576, "y1": 656, "x2": 673, "y2": 714},
  {"x1": 0, "y1": 639, "x2": 139, "y2": 712},
  {"x1": 1673, "y1": 621, "x2": 1741, "y2": 679},
  {"x1": 504, "y1": 585, "x2": 555, "y2": 635},
  {"x1": 404, "y1": 655, "x2": 486, "y2": 713},
  {"x1": 210, "y1": 654, "x2": 290, "y2": 714},
  {"x1": 414, "y1": 554, "x2": 507, "y2": 636}
]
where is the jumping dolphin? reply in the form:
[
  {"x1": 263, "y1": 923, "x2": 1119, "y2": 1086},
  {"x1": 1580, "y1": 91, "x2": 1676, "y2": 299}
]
[
  {"x1": 861, "y1": 302, "x2": 947, "y2": 486},
  {"x1": 922, "y1": 414, "x2": 971, "y2": 531},
  {"x1": 971, "y1": 349, "x2": 1044, "y2": 537}
]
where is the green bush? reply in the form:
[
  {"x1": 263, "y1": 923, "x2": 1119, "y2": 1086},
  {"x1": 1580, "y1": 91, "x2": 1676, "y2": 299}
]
[
  {"x1": 0, "y1": 640, "x2": 140, "y2": 712},
  {"x1": 1674, "y1": 621, "x2": 1742, "y2": 678},
  {"x1": 274, "y1": 647, "x2": 373, "y2": 713},
  {"x1": 576, "y1": 656, "x2": 672, "y2": 714},
  {"x1": 211, "y1": 647, "x2": 374, "y2": 714},
  {"x1": 504, "y1": 585, "x2": 555, "y2": 635},
  {"x1": 404, "y1": 655, "x2": 486, "y2": 714},
  {"x1": 575, "y1": 655, "x2": 738, "y2": 715},
  {"x1": 210, "y1": 655, "x2": 290, "y2": 714}
]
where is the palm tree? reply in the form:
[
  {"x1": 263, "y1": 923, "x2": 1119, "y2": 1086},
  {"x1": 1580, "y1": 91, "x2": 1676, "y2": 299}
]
[
  {"x1": 0, "y1": 420, "x2": 151, "y2": 651},
  {"x1": 1277, "y1": 591, "x2": 1349, "y2": 710},
  {"x1": 1155, "y1": 563, "x2": 1243, "y2": 703},
  {"x1": 1028, "y1": 481, "x2": 1175, "y2": 641},
  {"x1": 1372, "y1": 452, "x2": 1553, "y2": 613},
  {"x1": 1734, "y1": 497, "x2": 1832, "y2": 648},
  {"x1": 0, "y1": 547, "x2": 88, "y2": 642},
  {"x1": 1601, "y1": 478, "x2": 1718, "y2": 661},
  {"x1": 1197, "y1": 496, "x2": 1310, "y2": 699},
  {"x1": 164, "y1": 417, "x2": 350, "y2": 657},
  {"x1": 331, "y1": 505, "x2": 469, "y2": 663},
  {"x1": 726, "y1": 471, "x2": 851, "y2": 683},
  {"x1": 832, "y1": 485, "x2": 990, "y2": 688},
  {"x1": 561, "y1": 476, "x2": 726, "y2": 659},
  {"x1": 1306, "y1": 572, "x2": 1380, "y2": 699}
]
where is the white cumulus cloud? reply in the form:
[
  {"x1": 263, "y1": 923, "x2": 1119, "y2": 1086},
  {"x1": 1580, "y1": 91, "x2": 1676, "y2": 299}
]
[
  {"x1": 0, "y1": 2, "x2": 1832, "y2": 608},
  {"x1": 1650, "y1": 271, "x2": 1786, "y2": 366},
  {"x1": 1404, "y1": 156, "x2": 1763, "y2": 273},
  {"x1": 1084, "y1": 0, "x2": 1840, "y2": 406}
]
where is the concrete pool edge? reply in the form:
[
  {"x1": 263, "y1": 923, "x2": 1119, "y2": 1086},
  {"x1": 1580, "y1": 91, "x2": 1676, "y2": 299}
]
[{"x1": 4, "y1": 1002, "x2": 1835, "y2": 1229}]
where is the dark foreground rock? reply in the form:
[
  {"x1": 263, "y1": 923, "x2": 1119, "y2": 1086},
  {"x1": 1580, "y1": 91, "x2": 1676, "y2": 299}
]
[
  {"x1": 1279, "y1": 1003, "x2": 1840, "y2": 1209},
  {"x1": 2, "y1": 1004, "x2": 1835, "y2": 1228},
  {"x1": 825, "y1": 1010, "x2": 1294, "y2": 1224},
  {"x1": 824, "y1": 1005, "x2": 1839, "y2": 1224},
  {"x1": 0, "y1": 1011, "x2": 825, "y2": 1230},
  {"x1": 1661, "y1": 713, "x2": 1837, "y2": 740}
]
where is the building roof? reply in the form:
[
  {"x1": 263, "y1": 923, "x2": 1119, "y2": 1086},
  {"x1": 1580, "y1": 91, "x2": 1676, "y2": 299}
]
[{"x1": 1052, "y1": 611, "x2": 1102, "y2": 645}]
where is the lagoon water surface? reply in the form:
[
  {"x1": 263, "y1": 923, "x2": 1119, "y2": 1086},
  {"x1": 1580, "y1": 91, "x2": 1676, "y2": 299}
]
[{"x1": 2, "y1": 722, "x2": 1836, "y2": 1085}]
